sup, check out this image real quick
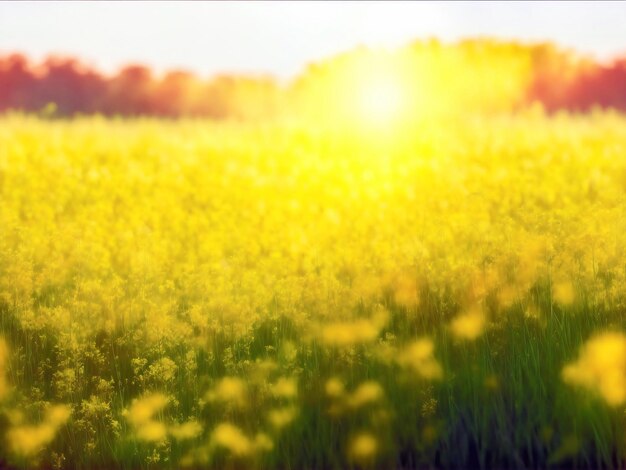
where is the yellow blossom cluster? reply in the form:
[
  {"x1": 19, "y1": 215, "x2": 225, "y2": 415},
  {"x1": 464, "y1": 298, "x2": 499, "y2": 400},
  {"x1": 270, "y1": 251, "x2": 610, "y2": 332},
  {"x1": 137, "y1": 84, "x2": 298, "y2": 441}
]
[
  {"x1": 0, "y1": 109, "x2": 626, "y2": 468},
  {"x1": 562, "y1": 332, "x2": 626, "y2": 406},
  {"x1": 7, "y1": 405, "x2": 71, "y2": 457}
]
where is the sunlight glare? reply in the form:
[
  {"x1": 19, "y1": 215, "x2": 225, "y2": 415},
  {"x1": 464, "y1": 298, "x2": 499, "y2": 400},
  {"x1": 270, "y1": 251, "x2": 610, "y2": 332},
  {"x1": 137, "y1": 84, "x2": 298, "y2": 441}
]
[{"x1": 357, "y1": 73, "x2": 405, "y2": 126}]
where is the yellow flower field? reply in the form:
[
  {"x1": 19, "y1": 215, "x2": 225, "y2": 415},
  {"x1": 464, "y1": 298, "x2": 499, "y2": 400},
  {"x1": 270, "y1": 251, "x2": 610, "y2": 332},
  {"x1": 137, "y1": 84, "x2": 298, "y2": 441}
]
[{"x1": 1, "y1": 110, "x2": 626, "y2": 468}]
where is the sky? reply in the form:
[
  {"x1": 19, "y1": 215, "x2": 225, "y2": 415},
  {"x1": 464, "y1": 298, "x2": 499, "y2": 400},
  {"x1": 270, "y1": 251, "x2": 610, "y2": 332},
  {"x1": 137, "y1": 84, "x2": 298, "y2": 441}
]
[{"x1": 1, "y1": 1, "x2": 626, "y2": 80}]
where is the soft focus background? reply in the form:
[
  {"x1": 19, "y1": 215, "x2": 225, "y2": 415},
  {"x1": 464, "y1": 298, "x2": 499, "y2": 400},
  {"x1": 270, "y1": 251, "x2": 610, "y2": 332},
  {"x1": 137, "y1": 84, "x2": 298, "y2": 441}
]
[{"x1": 1, "y1": 1, "x2": 626, "y2": 117}]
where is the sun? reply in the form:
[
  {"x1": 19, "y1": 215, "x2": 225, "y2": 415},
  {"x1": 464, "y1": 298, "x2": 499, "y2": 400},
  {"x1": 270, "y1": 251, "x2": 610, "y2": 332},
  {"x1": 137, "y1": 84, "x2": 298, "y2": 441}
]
[
  {"x1": 356, "y1": 74, "x2": 405, "y2": 126},
  {"x1": 343, "y1": 53, "x2": 412, "y2": 130},
  {"x1": 293, "y1": 49, "x2": 415, "y2": 131}
]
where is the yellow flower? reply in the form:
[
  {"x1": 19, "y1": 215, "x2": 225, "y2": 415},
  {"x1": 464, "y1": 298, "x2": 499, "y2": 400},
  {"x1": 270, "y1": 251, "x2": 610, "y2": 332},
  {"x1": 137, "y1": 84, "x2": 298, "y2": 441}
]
[
  {"x1": 320, "y1": 310, "x2": 387, "y2": 348},
  {"x1": 169, "y1": 420, "x2": 203, "y2": 440},
  {"x1": 8, "y1": 424, "x2": 57, "y2": 457},
  {"x1": 562, "y1": 331, "x2": 626, "y2": 405},
  {"x1": 325, "y1": 377, "x2": 345, "y2": 397},
  {"x1": 496, "y1": 284, "x2": 517, "y2": 309},
  {"x1": 206, "y1": 377, "x2": 248, "y2": 407},
  {"x1": 450, "y1": 307, "x2": 486, "y2": 340},
  {"x1": 125, "y1": 393, "x2": 169, "y2": 427},
  {"x1": 45, "y1": 405, "x2": 72, "y2": 427},
  {"x1": 397, "y1": 338, "x2": 443, "y2": 380},
  {"x1": 348, "y1": 381, "x2": 384, "y2": 408},
  {"x1": 211, "y1": 423, "x2": 252, "y2": 456},
  {"x1": 253, "y1": 432, "x2": 274, "y2": 452},
  {"x1": 136, "y1": 421, "x2": 167, "y2": 443},
  {"x1": 392, "y1": 273, "x2": 420, "y2": 308},
  {"x1": 348, "y1": 432, "x2": 378, "y2": 463},
  {"x1": 271, "y1": 377, "x2": 298, "y2": 399},
  {"x1": 268, "y1": 406, "x2": 298, "y2": 429},
  {"x1": 553, "y1": 281, "x2": 575, "y2": 306},
  {"x1": 321, "y1": 320, "x2": 380, "y2": 347},
  {"x1": 7, "y1": 404, "x2": 71, "y2": 457}
]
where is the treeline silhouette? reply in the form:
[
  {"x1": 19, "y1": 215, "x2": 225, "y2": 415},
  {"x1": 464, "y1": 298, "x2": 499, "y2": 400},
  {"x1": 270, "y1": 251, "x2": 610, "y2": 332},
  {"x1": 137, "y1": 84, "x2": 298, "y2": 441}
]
[
  {"x1": 531, "y1": 57, "x2": 626, "y2": 112},
  {"x1": 0, "y1": 54, "x2": 280, "y2": 119},
  {"x1": 1, "y1": 40, "x2": 625, "y2": 118}
]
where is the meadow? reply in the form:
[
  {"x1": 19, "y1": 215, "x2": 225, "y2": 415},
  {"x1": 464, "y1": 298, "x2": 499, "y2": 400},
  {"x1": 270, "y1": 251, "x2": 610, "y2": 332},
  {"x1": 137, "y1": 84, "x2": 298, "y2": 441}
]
[{"x1": 1, "y1": 109, "x2": 626, "y2": 469}]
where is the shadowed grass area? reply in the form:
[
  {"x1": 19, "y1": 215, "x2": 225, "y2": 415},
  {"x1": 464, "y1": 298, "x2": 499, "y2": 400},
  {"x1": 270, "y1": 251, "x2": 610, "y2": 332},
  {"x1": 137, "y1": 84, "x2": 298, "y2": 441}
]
[{"x1": 1, "y1": 286, "x2": 625, "y2": 469}]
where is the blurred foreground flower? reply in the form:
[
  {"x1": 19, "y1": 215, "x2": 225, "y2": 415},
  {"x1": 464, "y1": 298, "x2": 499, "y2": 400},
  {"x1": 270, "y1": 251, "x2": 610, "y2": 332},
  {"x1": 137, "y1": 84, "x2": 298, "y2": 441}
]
[
  {"x1": 397, "y1": 338, "x2": 443, "y2": 380},
  {"x1": 8, "y1": 404, "x2": 71, "y2": 457},
  {"x1": 348, "y1": 381, "x2": 384, "y2": 409},
  {"x1": 321, "y1": 309, "x2": 388, "y2": 347},
  {"x1": 553, "y1": 281, "x2": 576, "y2": 307},
  {"x1": 205, "y1": 376, "x2": 248, "y2": 408},
  {"x1": 348, "y1": 432, "x2": 378, "y2": 464},
  {"x1": 450, "y1": 307, "x2": 486, "y2": 340},
  {"x1": 271, "y1": 377, "x2": 298, "y2": 399},
  {"x1": 562, "y1": 331, "x2": 626, "y2": 405},
  {"x1": 210, "y1": 423, "x2": 273, "y2": 456},
  {"x1": 170, "y1": 420, "x2": 203, "y2": 440},
  {"x1": 325, "y1": 377, "x2": 345, "y2": 397},
  {"x1": 123, "y1": 393, "x2": 169, "y2": 442},
  {"x1": 268, "y1": 406, "x2": 298, "y2": 430}
]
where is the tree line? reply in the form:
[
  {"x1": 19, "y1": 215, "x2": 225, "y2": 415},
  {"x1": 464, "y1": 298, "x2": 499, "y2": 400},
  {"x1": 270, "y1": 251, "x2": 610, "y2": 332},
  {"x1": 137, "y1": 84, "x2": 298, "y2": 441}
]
[{"x1": 1, "y1": 40, "x2": 625, "y2": 118}]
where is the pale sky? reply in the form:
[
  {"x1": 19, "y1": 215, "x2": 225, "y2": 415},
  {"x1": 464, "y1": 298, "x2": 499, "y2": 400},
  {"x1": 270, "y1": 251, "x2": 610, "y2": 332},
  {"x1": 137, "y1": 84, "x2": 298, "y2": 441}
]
[{"x1": 1, "y1": 1, "x2": 625, "y2": 80}]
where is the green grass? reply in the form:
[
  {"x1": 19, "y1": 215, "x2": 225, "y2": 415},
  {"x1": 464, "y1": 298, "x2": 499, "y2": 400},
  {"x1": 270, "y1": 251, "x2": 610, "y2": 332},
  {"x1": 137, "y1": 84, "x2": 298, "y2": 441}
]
[{"x1": 1, "y1": 281, "x2": 625, "y2": 469}]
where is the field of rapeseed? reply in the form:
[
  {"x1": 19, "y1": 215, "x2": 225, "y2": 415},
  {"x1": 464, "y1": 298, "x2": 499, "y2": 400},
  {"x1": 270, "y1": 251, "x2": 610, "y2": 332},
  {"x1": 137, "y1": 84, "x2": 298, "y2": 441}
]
[{"x1": 1, "y1": 109, "x2": 626, "y2": 469}]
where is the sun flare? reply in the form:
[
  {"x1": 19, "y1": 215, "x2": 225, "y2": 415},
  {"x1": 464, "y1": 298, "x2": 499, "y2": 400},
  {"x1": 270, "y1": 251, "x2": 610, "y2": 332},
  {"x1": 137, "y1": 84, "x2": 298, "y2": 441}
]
[
  {"x1": 339, "y1": 53, "x2": 414, "y2": 131},
  {"x1": 356, "y1": 74, "x2": 405, "y2": 126}
]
